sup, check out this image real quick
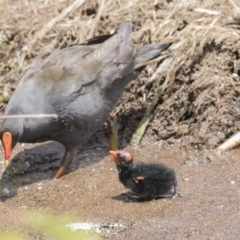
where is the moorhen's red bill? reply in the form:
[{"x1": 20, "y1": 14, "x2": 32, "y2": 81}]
[
  {"x1": 109, "y1": 150, "x2": 177, "y2": 200},
  {"x1": 0, "y1": 21, "x2": 170, "y2": 178}
]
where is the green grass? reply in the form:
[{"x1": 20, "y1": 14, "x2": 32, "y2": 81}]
[{"x1": 0, "y1": 211, "x2": 101, "y2": 240}]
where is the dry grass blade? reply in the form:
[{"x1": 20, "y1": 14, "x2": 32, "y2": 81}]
[
  {"x1": 144, "y1": 55, "x2": 173, "y2": 88},
  {"x1": 134, "y1": 54, "x2": 169, "y2": 70},
  {"x1": 194, "y1": 8, "x2": 220, "y2": 15},
  {"x1": 217, "y1": 132, "x2": 240, "y2": 151},
  {"x1": 228, "y1": 0, "x2": 239, "y2": 10},
  {"x1": 87, "y1": 0, "x2": 106, "y2": 38},
  {"x1": 29, "y1": 0, "x2": 86, "y2": 53}
]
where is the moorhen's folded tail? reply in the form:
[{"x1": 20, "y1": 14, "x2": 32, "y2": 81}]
[{"x1": 134, "y1": 42, "x2": 170, "y2": 69}]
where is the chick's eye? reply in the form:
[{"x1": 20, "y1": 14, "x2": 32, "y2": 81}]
[{"x1": 118, "y1": 154, "x2": 124, "y2": 160}]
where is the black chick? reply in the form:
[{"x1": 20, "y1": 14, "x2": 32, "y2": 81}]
[{"x1": 109, "y1": 150, "x2": 177, "y2": 200}]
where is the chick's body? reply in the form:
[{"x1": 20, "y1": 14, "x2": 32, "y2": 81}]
[{"x1": 110, "y1": 150, "x2": 177, "y2": 199}]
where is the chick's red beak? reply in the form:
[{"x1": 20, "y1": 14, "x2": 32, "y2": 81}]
[
  {"x1": 109, "y1": 150, "x2": 117, "y2": 158},
  {"x1": 2, "y1": 132, "x2": 12, "y2": 167},
  {"x1": 109, "y1": 150, "x2": 121, "y2": 166}
]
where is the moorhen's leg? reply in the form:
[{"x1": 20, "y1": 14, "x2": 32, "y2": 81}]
[
  {"x1": 53, "y1": 151, "x2": 73, "y2": 179},
  {"x1": 107, "y1": 112, "x2": 119, "y2": 151}
]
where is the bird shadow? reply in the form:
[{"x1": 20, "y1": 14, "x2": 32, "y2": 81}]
[
  {"x1": 112, "y1": 191, "x2": 177, "y2": 203},
  {"x1": 0, "y1": 139, "x2": 110, "y2": 201},
  {"x1": 0, "y1": 107, "x2": 147, "y2": 201},
  {"x1": 112, "y1": 192, "x2": 155, "y2": 203}
]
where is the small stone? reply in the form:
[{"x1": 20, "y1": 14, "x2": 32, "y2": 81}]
[
  {"x1": 25, "y1": 161, "x2": 30, "y2": 167},
  {"x1": 3, "y1": 188, "x2": 10, "y2": 196}
]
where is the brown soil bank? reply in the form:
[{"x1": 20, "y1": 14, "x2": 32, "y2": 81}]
[{"x1": 1, "y1": 0, "x2": 240, "y2": 149}]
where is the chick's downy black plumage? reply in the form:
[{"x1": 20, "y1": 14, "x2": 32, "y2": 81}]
[{"x1": 109, "y1": 150, "x2": 177, "y2": 200}]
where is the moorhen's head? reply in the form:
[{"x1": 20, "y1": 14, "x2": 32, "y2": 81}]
[
  {"x1": 109, "y1": 150, "x2": 133, "y2": 167},
  {"x1": 0, "y1": 118, "x2": 23, "y2": 167}
]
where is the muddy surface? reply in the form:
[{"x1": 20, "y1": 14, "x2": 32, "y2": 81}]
[
  {"x1": 1, "y1": 0, "x2": 240, "y2": 149},
  {"x1": 0, "y1": 140, "x2": 240, "y2": 239},
  {"x1": 1, "y1": 0, "x2": 240, "y2": 239}
]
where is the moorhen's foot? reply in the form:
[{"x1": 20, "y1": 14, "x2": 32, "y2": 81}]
[
  {"x1": 53, "y1": 151, "x2": 73, "y2": 179},
  {"x1": 107, "y1": 112, "x2": 119, "y2": 151}
]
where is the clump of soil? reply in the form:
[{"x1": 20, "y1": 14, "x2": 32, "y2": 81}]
[{"x1": 1, "y1": 0, "x2": 240, "y2": 149}]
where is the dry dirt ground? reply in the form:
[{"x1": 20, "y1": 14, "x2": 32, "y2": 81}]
[
  {"x1": 0, "y1": 142, "x2": 240, "y2": 239},
  {"x1": 0, "y1": 0, "x2": 240, "y2": 239}
]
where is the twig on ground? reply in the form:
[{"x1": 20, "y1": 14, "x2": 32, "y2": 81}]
[{"x1": 217, "y1": 132, "x2": 240, "y2": 151}]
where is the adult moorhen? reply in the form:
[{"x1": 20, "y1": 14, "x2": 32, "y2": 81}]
[
  {"x1": 0, "y1": 21, "x2": 170, "y2": 178},
  {"x1": 109, "y1": 150, "x2": 177, "y2": 200}
]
